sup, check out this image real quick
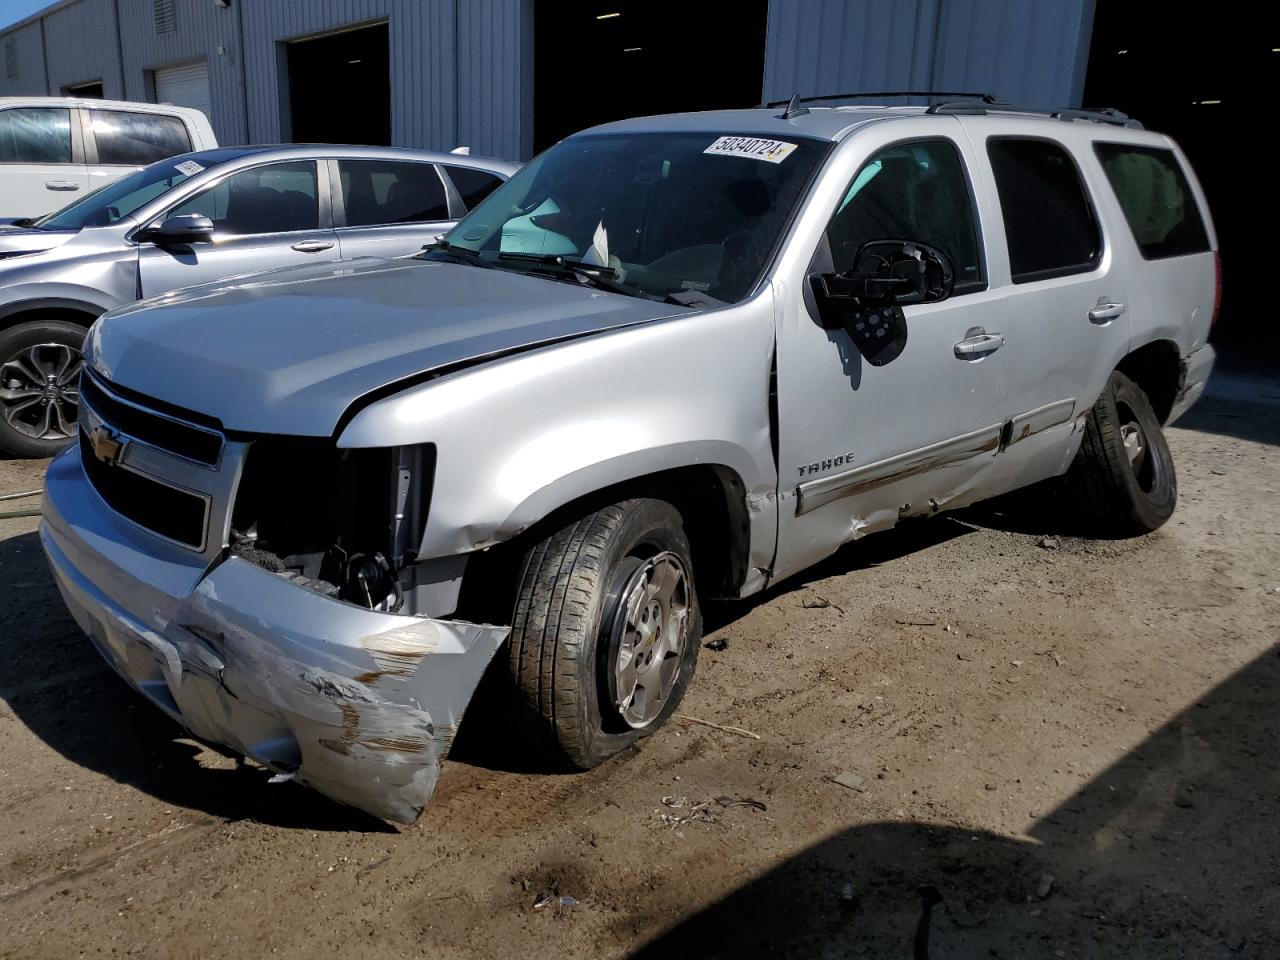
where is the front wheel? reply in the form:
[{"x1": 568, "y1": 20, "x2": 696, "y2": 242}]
[
  {"x1": 0, "y1": 319, "x2": 87, "y2": 458},
  {"x1": 507, "y1": 498, "x2": 702, "y2": 770},
  {"x1": 1065, "y1": 370, "x2": 1177, "y2": 535}
]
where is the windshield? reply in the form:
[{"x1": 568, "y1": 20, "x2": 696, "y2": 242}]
[
  {"x1": 438, "y1": 132, "x2": 831, "y2": 304},
  {"x1": 35, "y1": 155, "x2": 221, "y2": 231}
]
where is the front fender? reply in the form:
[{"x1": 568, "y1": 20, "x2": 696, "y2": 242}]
[{"x1": 338, "y1": 290, "x2": 780, "y2": 572}]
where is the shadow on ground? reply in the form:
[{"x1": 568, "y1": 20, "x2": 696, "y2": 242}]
[
  {"x1": 627, "y1": 640, "x2": 1280, "y2": 958},
  {"x1": 0, "y1": 530, "x2": 390, "y2": 832}
]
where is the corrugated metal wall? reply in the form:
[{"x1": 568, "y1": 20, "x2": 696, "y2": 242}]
[
  {"x1": 42, "y1": 0, "x2": 122, "y2": 98},
  {"x1": 763, "y1": 0, "x2": 1095, "y2": 107},
  {"x1": 0, "y1": 21, "x2": 47, "y2": 97},
  {"x1": 118, "y1": 0, "x2": 245, "y2": 143},
  {"x1": 4, "y1": 0, "x2": 1091, "y2": 158},
  {"x1": 0, "y1": 0, "x2": 532, "y2": 158}
]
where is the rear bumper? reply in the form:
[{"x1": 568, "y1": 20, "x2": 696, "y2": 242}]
[
  {"x1": 1167, "y1": 343, "x2": 1215, "y2": 425},
  {"x1": 40, "y1": 446, "x2": 508, "y2": 824}
]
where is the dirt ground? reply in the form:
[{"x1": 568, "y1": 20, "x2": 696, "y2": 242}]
[{"x1": 1, "y1": 370, "x2": 1277, "y2": 959}]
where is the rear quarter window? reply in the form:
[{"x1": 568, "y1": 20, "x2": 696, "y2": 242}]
[
  {"x1": 1094, "y1": 143, "x2": 1210, "y2": 259},
  {"x1": 987, "y1": 137, "x2": 1101, "y2": 283},
  {"x1": 444, "y1": 165, "x2": 505, "y2": 210}
]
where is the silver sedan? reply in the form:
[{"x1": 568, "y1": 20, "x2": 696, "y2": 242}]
[{"x1": 0, "y1": 144, "x2": 518, "y2": 457}]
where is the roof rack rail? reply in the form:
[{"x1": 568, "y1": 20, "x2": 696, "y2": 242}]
[
  {"x1": 763, "y1": 91, "x2": 998, "y2": 109},
  {"x1": 926, "y1": 99, "x2": 1143, "y2": 128}
]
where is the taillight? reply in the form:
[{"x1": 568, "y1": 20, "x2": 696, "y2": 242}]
[{"x1": 1211, "y1": 251, "x2": 1223, "y2": 329}]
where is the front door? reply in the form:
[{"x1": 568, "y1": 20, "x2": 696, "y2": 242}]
[
  {"x1": 771, "y1": 123, "x2": 1010, "y2": 583},
  {"x1": 138, "y1": 159, "x2": 341, "y2": 297}
]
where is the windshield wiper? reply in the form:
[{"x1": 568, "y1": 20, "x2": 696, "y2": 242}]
[
  {"x1": 418, "y1": 239, "x2": 494, "y2": 268},
  {"x1": 495, "y1": 252, "x2": 651, "y2": 298}
]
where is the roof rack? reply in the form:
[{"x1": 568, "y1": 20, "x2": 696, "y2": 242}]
[
  {"x1": 926, "y1": 98, "x2": 1143, "y2": 128},
  {"x1": 764, "y1": 90, "x2": 998, "y2": 109},
  {"x1": 760, "y1": 91, "x2": 1143, "y2": 129}
]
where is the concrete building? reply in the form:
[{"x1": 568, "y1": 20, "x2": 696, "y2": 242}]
[{"x1": 1, "y1": 0, "x2": 1097, "y2": 160}]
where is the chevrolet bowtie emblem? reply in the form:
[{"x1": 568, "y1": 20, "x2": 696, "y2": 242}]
[{"x1": 88, "y1": 426, "x2": 126, "y2": 465}]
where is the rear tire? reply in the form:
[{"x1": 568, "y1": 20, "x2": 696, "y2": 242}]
[
  {"x1": 0, "y1": 319, "x2": 88, "y2": 459},
  {"x1": 507, "y1": 498, "x2": 702, "y2": 770},
  {"x1": 1065, "y1": 370, "x2": 1176, "y2": 535}
]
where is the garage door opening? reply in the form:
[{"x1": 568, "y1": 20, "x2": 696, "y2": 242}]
[
  {"x1": 153, "y1": 61, "x2": 210, "y2": 118},
  {"x1": 286, "y1": 22, "x2": 390, "y2": 145},
  {"x1": 534, "y1": 1, "x2": 769, "y2": 152}
]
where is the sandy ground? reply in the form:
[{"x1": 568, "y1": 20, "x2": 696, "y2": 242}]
[{"x1": 1, "y1": 371, "x2": 1277, "y2": 959}]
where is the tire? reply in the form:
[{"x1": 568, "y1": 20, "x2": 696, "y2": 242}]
[
  {"x1": 508, "y1": 498, "x2": 703, "y2": 770},
  {"x1": 0, "y1": 319, "x2": 88, "y2": 459},
  {"x1": 1066, "y1": 370, "x2": 1176, "y2": 535}
]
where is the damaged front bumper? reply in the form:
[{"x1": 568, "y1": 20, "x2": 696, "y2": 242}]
[{"x1": 40, "y1": 447, "x2": 508, "y2": 823}]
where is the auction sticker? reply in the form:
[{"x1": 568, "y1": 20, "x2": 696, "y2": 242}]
[
  {"x1": 704, "y1": 136, "x2": 798, "y2": 164},
  {"x1": 174, "y1": 160, "x2": 205, "y2": 176}
]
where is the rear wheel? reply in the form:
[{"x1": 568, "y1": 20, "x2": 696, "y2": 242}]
[
  {"x1": 507, "y1": 498, "x2": 702, "y2": 769},
  {"x1": 0, "y1": 319, "x2": 87, "y2": 458},
  {"x1": 1066, "y1": 370, "x2": 1177, "y2": 534}
]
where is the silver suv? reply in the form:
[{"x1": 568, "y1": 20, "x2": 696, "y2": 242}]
[
  {"x1": 40, "y1": 100, "x2": 1218, "y2": 822},
  {"x1": 0, "y1": 144, "x2": 517, "y2": 456}
]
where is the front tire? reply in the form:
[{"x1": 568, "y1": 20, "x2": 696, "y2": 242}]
[
  {"x1": 1066, "y1": 370, "x2": 1177, "y2": 535},
  {"x1": 508, "y1": 498, "x2": 702, "y2": 770},
  {"x1": 0, "y1": 319, "x2": 87, "y2": 458}
]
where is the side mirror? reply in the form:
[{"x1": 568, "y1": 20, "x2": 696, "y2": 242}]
[
  {"x1": 809, "y1": 240, "x2": 955, "y2": 367},
  {"x1": 137, "y1": 214, "x2": 215, "y2": 246}
]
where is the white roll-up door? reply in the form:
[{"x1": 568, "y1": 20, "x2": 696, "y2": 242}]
[{"x1": 154, "y1": 61, "x2": 211, "y2": 119}]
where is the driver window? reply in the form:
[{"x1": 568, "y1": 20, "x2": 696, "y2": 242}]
[
  {"x1": 166, "y1": 161, "x2": 319, "y2": 236},
  {"x1": 825, "y1": 139, "x2": 984, "y2": 292}
]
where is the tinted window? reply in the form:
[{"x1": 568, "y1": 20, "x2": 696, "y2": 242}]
[
  {"x1": 338, "y1": 159, "x2": 449, "y2": 226},
  {"x1": 0, "y1": 108, "x2": 72, "y2": 164},
  {"x1": 90, "y1": 110, "x2": 192, "y2": 166},
  {"x1": 444, "y1": 164, "x2": 504, "y2": 210},
  {"x1": 824, "y1": 138, "x2": 983, "y2": 291},
  {"x1": 1094, "y1": 143, "x2": 1209, "y2": 259},
  {"x1": 987, "y1": 138, "x2": 1100, "y2": 282},
  {"x1": 168, "y1": 161, "x2": 319, "y2": 235}
]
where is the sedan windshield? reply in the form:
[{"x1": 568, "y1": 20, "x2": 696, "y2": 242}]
[
  {"x1": 35, "y1": 153, "x2": 230, "y2": 231},
  {"x1": 437, "y1": 132, "x2": 831, "y2": 304}
]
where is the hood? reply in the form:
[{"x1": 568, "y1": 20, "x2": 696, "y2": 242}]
[
  {"x1": 88, "y1": 257, "x2": 690, "y2": 436},
  {"x1": 0, "y1": 225, "x2": 76, "y2": 259}
]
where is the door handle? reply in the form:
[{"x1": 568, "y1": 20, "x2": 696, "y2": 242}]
[
  {"x1": 953, "y1": 331, "x2": 1005, "y2": 359},
  {"x1": 1088, "y1": 301, "x2": 1126, "y2": 323},
  {"x1": 45, "y1": 180, "x2": 80, "y2": 191},
  {"x1": 291, "y1": 240, "x2": 335, "y2": 253}
]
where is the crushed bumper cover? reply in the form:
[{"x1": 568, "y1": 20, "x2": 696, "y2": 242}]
[{"x1": 40, "y1": 448, "x2": 508, "y2": 824}]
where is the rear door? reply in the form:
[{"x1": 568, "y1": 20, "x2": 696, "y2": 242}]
[
  {"x1": 0, "y1": 105, "x2": 87, "y2": 217},
  {"x1": 332, "y1": 157, "x2": 455, "y2": 260},
  {"x1": 959, "y1": 120, "x2": 1130, "y2": 482},
  {"x1": 138, "y1": 158, "x2": 341, "y2": 296},
  {"x1": 84, "y1": 108, "x2": 195, "y2": 196}
]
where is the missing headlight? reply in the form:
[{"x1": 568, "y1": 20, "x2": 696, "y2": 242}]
[{"x1": 229, "y1": 438, "x2": 435, "y2": 611}]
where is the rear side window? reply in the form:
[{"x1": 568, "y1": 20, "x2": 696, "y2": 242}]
[
  {"x1": 987, "y1": 138, "x2": 1100, "y2": 283},
  {"x1": 337, "y1": 159, "x2": 450, "y2": 226},
  {"x1": 444, "y1": 165, "x2": 504, "y2": 210},
  {"x1": 90, "y1": 110, "x2": 192, "y2": 166},
  {"x1": 0, "y1": 107, "x2": 72, "y2": 163},
  {"x1": 1094, "y1": 143, "x2": 1209, "y2": 259},
  {"x1": 168, "y1": 160, "x2": 319, "y2": 235}
]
